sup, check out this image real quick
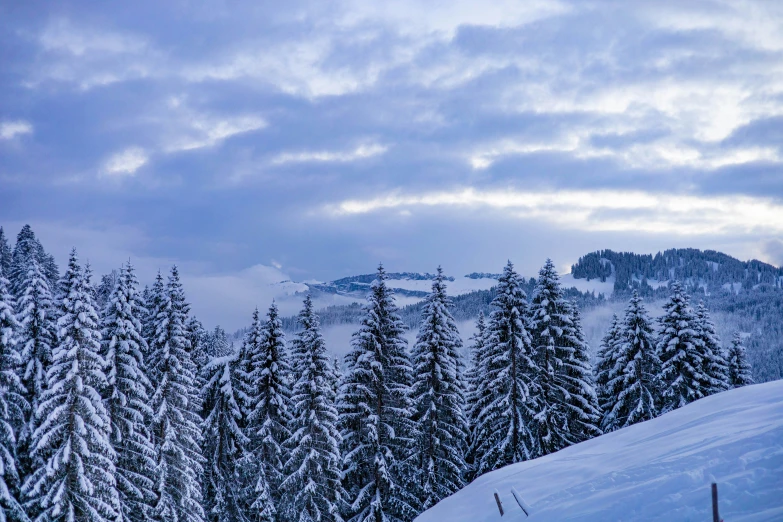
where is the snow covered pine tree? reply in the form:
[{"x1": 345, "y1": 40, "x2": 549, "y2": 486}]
[
  {"x1": 0, "y1": 267, "x2": 28, "y2": 522},
  {"x1": 464, "y1": 311, "x2": 486, "y2": 480},
  {"x1": 595, "y1": 314, "x2": 621, "y2": 432},
  {"x1": 656, "y1": 282, "x2": 707, "y2": 414},
  {"x1": 339, "y1": 265, "x2": 418, "y2": 522},
  {"x1": 101, "y1": 262, "x2": 157, "y2": 522},
  {"x1": 695, "y1": 302, "x2": 730, "y2": 395},
  {"x1": 22, "y1": 250, "x2": 121, "y2": 521},
  {"x1": 603, "y1": 291, "x2": 659, "y2": 431},
  {"x1": 469, "y1": 261, "x2": 538, "y2": 476},
  {"x1": 202, "y1": 350, "x2": 249, "y2": 522},
  {"x1": 727, "y1": 332, "x2": 754, "y2": 388},
  {"x1": 237, "y1": 303, "x2": 293, "y2": 520},
  {"x1": 141, "y1": 272, "x2": 166, "y2": 360},
  {"x1": 529, "y1": 259, "x2": 600, "y2": 456},
  {"x1": 0, "y1": 227, "x2": 11, "y2": 276},
  {"x1": 14, "y1": 256, "x2": 57, "y2": 489},
  {"x1": 148, "y1": 266, "x2": 206, "y2": 522},
  {"x1": 410, "y1": 267, "x2": 468, "y2": 509},
  {"x1": 561, "y1": 301, "x2": 602, "y2": 443},
  {"x1": 281, "y1": 296, "x2": 345, "y2": 522},
  {"x1": 9, "y1": 225, "x2": 58, "y2": 300}
]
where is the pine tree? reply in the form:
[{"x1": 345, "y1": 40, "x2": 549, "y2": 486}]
[
  {"x1": 9, "y1": 225, "x2": 58, "y2": 298},
  {"x1": 594, "y1": 314, "x2": 621, "y2": 430},
  {"x1": 0, "y1": 227, "x2": 11, "y2": 277},
  {"x1": 186, "y1": 315, "x2": 208, "y2": 415},
  {"x1": 529, "y1": 259, "x2": 578, "y2": 456},
  {"x1": 95, "y1": 270, "x2": 120, "y2": 314},
  {"x1": 141, "y1": 272, "x2": 165, "y2": 360},
  {"x1": 15, "y1": 257, "x2": 57, "y2": 480},
  {"x1": 22, "y1": 250, "x2": 120, "y2": 522},
  {"x1": 186, "y1": 316, "x2": 207, "y2": 374},
  {"x1": 0, "y1": 268, "x2": 28, "y2": 522},
  {"x1": 101, "y1": 262, "x2": 157, "y2": 522},
  {"x1": 604, "y1": 291, "x2": 659, "y2": 431},
  {"x1": 202, "y1": 352, "x2": 250, "y2": 522},
  {"x1": 148, "y1": 266, "x2": 206, "y2": 522},
  {"x1": 205, "y1": 326, "x2": 232, "y2": 359},
  {"x1": 410, "y1": 268, "x2": 468, "y2": 509},
  {"x1": 250, "y1": 465, "x2": 276, "y2": 522},
  {"x1": 464, "y1": 311, "x2": 486, "y2": 479},
  {"x1": 238, "y1": 303, "x2": 293, "y2": 519},
  {"x1": 695, "y1": 302, "x2": 729, "y2": 395},
  {"x1": 727, "y1": 332, "x2": 753, "y2": 388},
  {"x1": 561, "y1": 301, "x2": 602, "y2": 442},
  {"x1": 469, "y1": 261, "x2": 538, "y2": 477},
  {"x1": 339, "y1": 265, "x2": 417, "y2": 522},
  {"x1": 329, "y1": 357, "x2": 342, "y2": 399},
  {"x1": 281, "y1": 296, "x2": 345, "y2": 522},
  {"x1": 656, "y1": 282, "x2": 707, "y2": 414}
]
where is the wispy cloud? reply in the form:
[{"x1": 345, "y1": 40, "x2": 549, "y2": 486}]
[
  {"x1": 469, "y1": 134, "x2": 781, "y2": 171},
  {"x1": 270, "y1": 143, "x2": 388, "y2": 166},
  {"x1": 28, "y1": 18, "x2": 153, "y2": 89},
  {"x1": 0, "y1": 120, "x2": 33, "y2": 140},
  {"x1": 166, "y1": 114, "x2": 267, "y2": 152},
  {"x1": 39, "y1": 18, "x2": 147, "y2": 56},
  {"x1": 102, "y1": 147, "x2": 148, "y2": 177},
  {"x1": 326, "y1": 188, "x2": 783, "y2": 236},
  {"x1": 336, "y1": 0, "x2": 571, "y2": 38}
]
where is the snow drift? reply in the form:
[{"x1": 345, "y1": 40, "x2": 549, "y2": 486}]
[{"x1": 416, "y1": 381, "x2": 783, "y2": 521}]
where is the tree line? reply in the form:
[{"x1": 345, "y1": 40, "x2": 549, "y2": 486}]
[{"x1": 0, "y1": 224, "x2": 754, "y2": 522}]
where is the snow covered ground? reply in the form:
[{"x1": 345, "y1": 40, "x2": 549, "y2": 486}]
[{"x1": 416, "y1": 381, "x2": 783, "y2": 522}]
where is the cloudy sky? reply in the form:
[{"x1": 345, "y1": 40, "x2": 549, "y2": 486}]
[{"x1": 2, "y1": 0, "x2": 782, "y2": 329}]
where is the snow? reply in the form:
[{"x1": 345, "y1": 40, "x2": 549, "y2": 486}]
[
  {"x1": 559, "y1": 273, "x2": 615, "y2": 296},
  {"x1": 416, "y1": 381, "x2": 783, "y2": 522}
]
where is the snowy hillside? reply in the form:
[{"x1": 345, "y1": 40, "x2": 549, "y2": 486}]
[{"x1": 416, "y1": 381, "x2": 783, "y2": 522}]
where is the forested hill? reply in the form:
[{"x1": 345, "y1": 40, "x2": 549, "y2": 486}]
[{"x1": 571, "y1": 248, "x2": 783, "y2": 295}]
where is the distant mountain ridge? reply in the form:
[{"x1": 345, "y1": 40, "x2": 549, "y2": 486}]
[
  {"x1": 307, "y1": 271, "x2": 455, "y2": 298},
  {"x1": 571, "y1": 248, "x2": 783, "y2": 295}
]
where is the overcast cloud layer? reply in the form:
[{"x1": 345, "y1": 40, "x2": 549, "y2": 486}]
[{"x1": 1, "y1": 0, "x2": 782, "y2": 329}]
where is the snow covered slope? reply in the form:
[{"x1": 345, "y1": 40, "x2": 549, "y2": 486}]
[{"x1": 416, "y1": 381, "x2": 783, "y2": 522}]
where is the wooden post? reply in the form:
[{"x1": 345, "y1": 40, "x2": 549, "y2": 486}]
[
  {"x1": 711, "y1": 483, "x2": 720, "y2": 522},
  {"x1": 494, "y1": 490, "x2": 504, "y2": 517},
  {"x1": 511, "y1": 487, "x2": 531, "y2": 517}
]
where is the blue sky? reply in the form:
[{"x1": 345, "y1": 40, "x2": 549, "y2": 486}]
[{"x1": 1, "y1": 0, "x2": 782, "y2": 328}]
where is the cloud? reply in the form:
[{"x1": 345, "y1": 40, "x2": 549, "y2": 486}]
[
  {"x1": 166, "y1": 114, "x2": 267, "y2": 152},
  {"x1": 0, "y1": 120, "x2": 33, "y2": 139},
  {"x1": 184, "y1": 264, "x2": 309, "y2": 330},
  {"x1": 336, "y1": 0, "x2": 571, "y2": 38},
  {"x1": 179, "y1": 1, "x2": 570, "y2": 99},
  {"x1": 642, "y1": 0, "x2": 783, "y2": 52},
  {"x1": 181, "y1": 37, "x2": 386, "y2": 98},
  {"x1": 39, "y1": 18, "x2": 147, "y2": 56},
  {"x1": 269, "y1": 143, "x2": 388, "y2": 166},
  {"x1": 27, "y1": 18, "x2": 153, "y2": 89},
  {"x1": 103, "y1": 147, "x2": 148, "y2": 177},
  {"x1": 326, "y1": 188, "x2": 783, "y2": 236},
  {"x1": 469, "y1": 133, "x2": 781, "y2": 171}
]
